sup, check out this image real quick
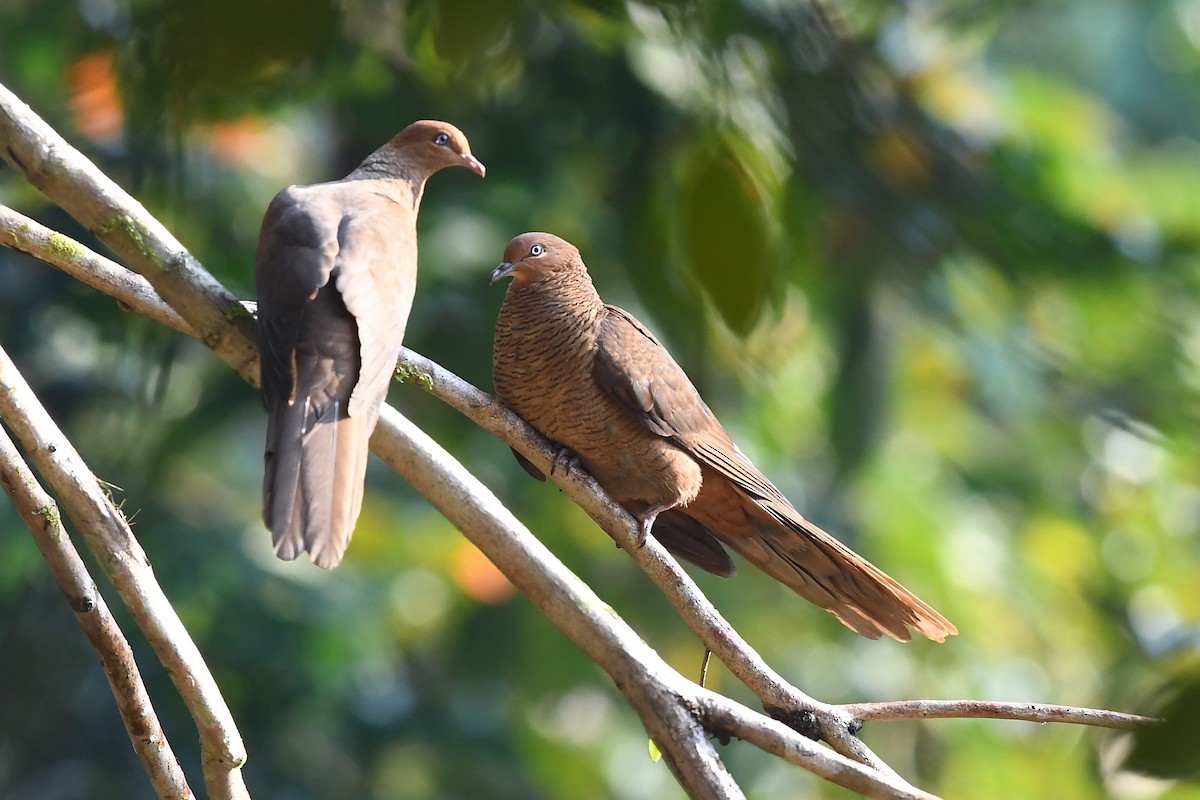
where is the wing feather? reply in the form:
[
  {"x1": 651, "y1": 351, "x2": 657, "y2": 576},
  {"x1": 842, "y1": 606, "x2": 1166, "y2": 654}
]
[
  {"x1": 255, "y1": 186, "x2": 340, "y2": 409},
  {"x1": 332, "y1": 191, "x2": 418, "y2": 422},
  {"x1": 256, "y1": 183, "x2": 409, "y2": 567},
  {"x1": 593, "y1": 305, "x2": 781, "y2": 502}
]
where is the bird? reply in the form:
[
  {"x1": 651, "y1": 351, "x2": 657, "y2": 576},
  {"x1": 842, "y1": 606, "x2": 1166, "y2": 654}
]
[
  {"x1": 490, "y1": 232, "x2": 956, "y2": 642},
  {"x1": 255, "y1": 120, "x2": 485, "y2": 569}
]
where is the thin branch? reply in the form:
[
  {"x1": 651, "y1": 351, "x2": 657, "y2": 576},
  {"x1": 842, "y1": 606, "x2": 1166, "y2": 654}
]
[
  {"x1": 0, "y1": 343, "x2": 249, "y2": 800},
  {"x1": 392, "y1": 348, "x2": 906, "y2": 778},
  {"x1": 696, "y1": 696, "x2": 939, "y2": 800},
  {"x1": 0, "y1": 204, "x2": 195, "y2": 337},
  {"x1": 0, "y1": 81, "x2": 258, "y2": 382},
  {"x1": 0, "y1": 426, "x2": 195, "y2": 800},
  {"x1": 841, "y1": 700, "x2": 1158, "y2": 732},
  {"x1": 371, "y1": 403, "x2": 925, "y2": 800}
]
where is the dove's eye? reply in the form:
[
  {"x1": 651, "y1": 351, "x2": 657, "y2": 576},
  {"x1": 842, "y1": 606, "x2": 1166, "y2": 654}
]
[
  {"x1": 433, "y1": 132, "x2": 450, "y2": 146},
  {"x1": 529, "y1": 244, "x2": 545, "y2": 257}
]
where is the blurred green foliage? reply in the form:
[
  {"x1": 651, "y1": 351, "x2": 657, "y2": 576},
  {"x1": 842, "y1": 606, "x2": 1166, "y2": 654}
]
[{"x1": 1, "y1": 0, "x2": 1199, "y2": 798}]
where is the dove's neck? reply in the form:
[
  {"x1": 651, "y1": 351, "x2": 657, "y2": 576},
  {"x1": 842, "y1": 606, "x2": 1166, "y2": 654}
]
[
  {"x1": 526, "y1": 270, "x2": 603, "y2": 315},
  {"x1": 502, "y1": 269, "x2": 606, "y2": 344},
  {"x1": 347, "y1": 150, "x2": 429, "y2": 207},
  {"x1": 493, "y1": 269, "x2": 607, "y2": 419}
]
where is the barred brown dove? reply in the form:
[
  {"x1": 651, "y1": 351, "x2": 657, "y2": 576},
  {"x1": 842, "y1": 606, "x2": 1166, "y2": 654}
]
[{"x1": 491, "y1": 232, "x2": 955, "y2": 641}]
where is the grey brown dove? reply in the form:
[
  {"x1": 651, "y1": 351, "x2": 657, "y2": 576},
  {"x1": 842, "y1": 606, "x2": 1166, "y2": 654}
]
[
  {"x1": 491, "y1": 232, "x2": 955, "y2": 642},
  {"x1": 256, "y1": 120, "x2": 484, "y2": 568}
]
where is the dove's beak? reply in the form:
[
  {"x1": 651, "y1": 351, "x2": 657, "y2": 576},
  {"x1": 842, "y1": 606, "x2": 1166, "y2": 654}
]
[
  {"x1": 490, "y1": 261, "x2": 515, "y2": 283},
  {"x1": 461, "y1": 153, "x2": 486, "y2": 178}
]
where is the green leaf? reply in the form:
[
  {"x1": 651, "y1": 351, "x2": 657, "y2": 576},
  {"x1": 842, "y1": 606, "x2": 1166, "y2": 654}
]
[
  {"x1": 676, "y1": 132, "x2": 777, "y2": 334},
  {"x1": 1121, "y1": 671, "x2": 1200, "y2": 780}
]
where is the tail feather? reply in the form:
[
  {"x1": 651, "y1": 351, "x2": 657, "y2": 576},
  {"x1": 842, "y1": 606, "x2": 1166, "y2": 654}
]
[
  {"x1": 263, "y1": 395, "x2": 370, "y2": 569},
  {"x1": 675, "y1": 478, "x2": 957, "y2": 642},
  {"x1": 732, "y1": 502, "x2": 957, "y2": 642},
  {"x1": 263, "y1": 398, "x2": 303, "y2": 558}
]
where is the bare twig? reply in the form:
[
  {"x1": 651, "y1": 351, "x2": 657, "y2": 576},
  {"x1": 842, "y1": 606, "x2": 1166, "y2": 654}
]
[
  {"x1": 0, "y1": 205, "x2": 195, "y2": 337},
  {"x1": 0, "y1": 344, "x2": 249, "y2": 800},
  {"x1": 841, "y1": 700, "x2": 1157, "y2": 731},
  {"x1": 0, "y1": 427, "x2": 195, "y2": 800},
  {"x1": 696, "y1": 697, "x2": 939, "y2": 800}
]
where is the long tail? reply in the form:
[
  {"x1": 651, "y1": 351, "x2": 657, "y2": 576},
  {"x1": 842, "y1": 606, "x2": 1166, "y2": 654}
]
[
  {"x1": 720, "y1": 501, "x2": 956, "y2": 642},
  {"x1": 263, "y1": 395, "x2": 369, "y2": 569}
]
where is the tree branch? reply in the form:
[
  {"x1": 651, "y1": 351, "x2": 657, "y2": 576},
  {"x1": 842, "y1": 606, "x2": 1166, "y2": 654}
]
[
  {"x1": 366, "y1": 402, "x2": 932, "y2": 800},
  {"x1": 695, "y1": 696, "x2": 938, "y2": 800},
  {"x1": 0, "y1": 81, "x2": 258, "y2": 382},
  {"x1": 0, "y1": 204, "x2": 195, "y2": 337},
  {"x1": 0, "y1": 425, "x2": 195, "y2": 800},
  {"x1": 842, "y1": 700, "x2": 1156, "y2": 731},
  {"x1": 0, "y1": 79, "x2": 1159, "y2": 799},
  {"x1": 0, "y1": 81, "x2": 933, "y2": 800},
  {"x1": 392, "y1": 348, "x2": 904, "y2": 775},
  {"x1": 0, "y1": 344, "x2": 249, "y2": 800}
]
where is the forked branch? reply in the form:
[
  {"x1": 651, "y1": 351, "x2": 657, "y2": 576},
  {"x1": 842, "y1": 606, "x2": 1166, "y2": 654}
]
[
  {"x1": 0, "y1": 81, "x2": 1158, "y2": 800},
  {"x1": 0, "y1": 425, "x2": 195, "y2": 800}
]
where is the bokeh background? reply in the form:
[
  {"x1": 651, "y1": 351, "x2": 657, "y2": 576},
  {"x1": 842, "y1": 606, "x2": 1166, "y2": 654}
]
[{"x1": 2, "y1": 1, "x2": 1199, "y2": 798}]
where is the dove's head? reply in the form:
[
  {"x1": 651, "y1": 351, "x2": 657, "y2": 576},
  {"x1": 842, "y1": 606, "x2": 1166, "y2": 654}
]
[
  {"x1": 490, "y1": 233, "x2": 584, "y2": 286},
  {"x1": 386, "y1": 120, "x2": 486, "y2": 178}
]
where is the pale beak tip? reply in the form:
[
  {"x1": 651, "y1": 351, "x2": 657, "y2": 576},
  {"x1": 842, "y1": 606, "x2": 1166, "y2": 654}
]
[
  {"x1": 463, "y1": 154, "x2": 486, "y2": 178},
  {"x1": 490, "y1": 261, "x2": 514, "y2": 283}
]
